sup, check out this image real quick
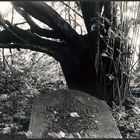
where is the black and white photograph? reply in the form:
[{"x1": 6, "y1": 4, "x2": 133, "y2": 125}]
[{"x1": 0, "y1": 1, "x2": 139, "y2": 139}]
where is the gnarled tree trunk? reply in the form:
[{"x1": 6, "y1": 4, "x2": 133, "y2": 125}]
[{"x1": 0, "y1": 1, "x2": 115, "y2": 105}]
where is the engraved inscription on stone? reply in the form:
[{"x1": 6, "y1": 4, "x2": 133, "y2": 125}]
[{"x1": 41, "y1": 94, "x2": 98, "y2": 137}]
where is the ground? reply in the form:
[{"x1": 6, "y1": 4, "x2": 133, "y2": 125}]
[
  {"x1": 1, "y1": 90, "x2": 140, "y2": 138},
  {"x1": 111, "y1": 93, "x2": 140, "y2": 138}
]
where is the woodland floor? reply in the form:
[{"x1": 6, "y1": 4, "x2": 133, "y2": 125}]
[
  {"x1": 24, "y1": 93, "x2": 140, "y2": 138},
  {"x1": 111, "y1": 93, "x2": 140, "y2": 138},
  {"x1": 1, "y1": 92, "x2": 140, "y2": 138}
]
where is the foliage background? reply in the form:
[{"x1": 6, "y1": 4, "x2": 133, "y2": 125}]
[{"x1": 0, "y1": 49, "x2": 67, "y2": 137}]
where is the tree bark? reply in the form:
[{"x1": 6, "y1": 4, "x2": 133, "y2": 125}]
[{"x1": 60, "y1": 54, "x2": 103, "y2": 99}]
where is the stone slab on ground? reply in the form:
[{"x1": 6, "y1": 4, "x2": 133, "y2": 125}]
[{"x1": 29, "y1": 89, "x2": 122, "y2": 138}]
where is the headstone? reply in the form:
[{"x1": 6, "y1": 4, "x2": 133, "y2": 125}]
[{"x1": 29, "y1": 89, "x2": 122, "y2": 138}]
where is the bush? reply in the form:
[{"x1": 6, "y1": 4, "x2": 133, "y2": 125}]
[{"x1": 0, "y1": 50, "x2": 67, "y2": 136}]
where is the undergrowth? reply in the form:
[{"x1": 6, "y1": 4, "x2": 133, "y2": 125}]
[{"x1": 111, "y1": 94, "x2": 140, "y2": 138}]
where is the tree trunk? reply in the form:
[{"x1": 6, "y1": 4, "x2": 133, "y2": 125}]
[
  {"x1": 59, "y1": 45, "x2": 104, "y2": 100},
  {"x1": 0, "y1": 1, "x2": 116, "y2": 105}
]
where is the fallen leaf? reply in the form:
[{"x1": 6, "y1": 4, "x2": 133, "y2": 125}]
[
  {"x1": 70, "y1": 112, "x2": 80, "y2": 117},
  {"x1": 48, "y1": 131, "x2": 65, "y2": 138}
]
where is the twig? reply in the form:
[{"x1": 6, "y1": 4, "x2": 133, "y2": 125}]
[{"x1": 61, "y1": 2, "x2": 83, "y2": 19}]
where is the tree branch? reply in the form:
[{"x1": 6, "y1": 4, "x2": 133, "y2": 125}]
[
  {"x1": 11, "y1": 1, "x2": 86, "y2": 49},
  {"x1": 0, "y1": 24, "x2": 67, "y2": 61},
  {"x1": 14, "y1": 6, "x2": 64, "y2": 40},
  {"x1": 5, "y1": 20, "x2": 65, "y2": 47},
  {"x1": 61, "y1": 2, "x2": 83, "y2": 19},
  {"x1": 0, "y1": 43, "x2": 61, "y2": 60}
]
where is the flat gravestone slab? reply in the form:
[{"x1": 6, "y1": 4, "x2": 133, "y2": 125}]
[{"x1": 29, "y1": 90, "x2": 122, "y2": 138}]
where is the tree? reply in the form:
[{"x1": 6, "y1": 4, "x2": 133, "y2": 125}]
[{"x1": 0, "y1": 1, "x2": 132, "y2": 105}]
